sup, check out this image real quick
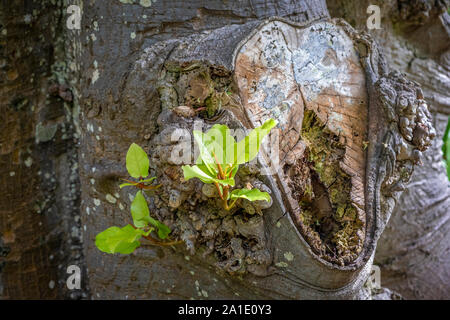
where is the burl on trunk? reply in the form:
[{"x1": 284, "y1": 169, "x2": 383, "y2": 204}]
[{"x1": 81, "y1": 17, "x2": 434, "y2": 299}]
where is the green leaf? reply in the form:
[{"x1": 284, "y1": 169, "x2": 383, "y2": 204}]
[
  {"x1": 119, "y1": 182, "x2": 138, "y2": 188},
  {"x1": 203, "y1": 124, "x2": 237, "y2": 166},
  {"x1": 140, "y1": 177, "x2": 156, "y2": 184},
  {"x1": 229, "y1": 164, "x2": 239, "y2": 179},
  {"x1": 126, "y1": 143, "x2": 149, "y2": 179},
  {"x1": 182, "y1": 164, "x2": 235, "y2": 186},
  {"x1": 443, "y1": 116, "x2": 450, "y2": 180},
  {"x1": 142, "y1": 228, "x2": 154, "y2": 237},
  {"x1": 191, "y1": 119, "x2": 276, "y2": 172},
  {"x1": 235, "y1": 118, "x2": 277, "y2": 164},
  {"x1": 131, "y1": 191, "x2": 150, "y2": 228},
  {"x1": 193, "y1": 130, "x2": 218, "y2": 176},
  {"x1": 119, "y1": 177, "x2": 157, "y2": 189},
  {"x1": 95, "y1": 225, "x2": 144, "y2": 254},
  {"x1": 147, "y1": 217, "x2": 171, "y2": 239},
  {"x1": 185, "y1": 119, "x2": 276, "y2": 188},
  {"x1": 229, "y1": 188, "x2": 271, "y2": 202},
  {"x1": 130, "y1": 190, "x2": 171, "y2": 239},
  {"x1": 193, "y1": 124, "x2": 239, "y2": 172}
]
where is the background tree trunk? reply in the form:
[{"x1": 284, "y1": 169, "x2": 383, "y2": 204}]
[
  {"x1": 327, "y1": 0, "x2": 450, "y2": 300},
  {"x1": 0, "y1": 0, "x2": 85, "y2": 299}
]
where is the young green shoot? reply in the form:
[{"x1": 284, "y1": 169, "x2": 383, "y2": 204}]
[
  {"x1": 95, "y1": 143, "x2": 180, "y2": 255},
  {"x1": 182, "y1": 118, "x2": 277, "y2": 211}
]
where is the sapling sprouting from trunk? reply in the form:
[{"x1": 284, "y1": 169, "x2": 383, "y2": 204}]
[
  {"x1": 182, "y1": 119, "x2": 277, "y2": 211},
  {"x1": 95, "y1": 143, "x2": 181, "y2": 254}
]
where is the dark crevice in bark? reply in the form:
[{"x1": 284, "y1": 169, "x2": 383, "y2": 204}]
[{"x1": 284, "y1": 110, "x2": 363, "y2": 266}]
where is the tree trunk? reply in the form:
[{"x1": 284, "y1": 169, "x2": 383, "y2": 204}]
[
  {"x1": 77, "y1": 0, "x2": 435, "y2": 300},
  {"x1": 0, "y1": 0, "x2": 444, "y2": 300},
  {"x1": 0, "y1": 0, "x2": 85, "y2": 299},
  {"x1": 327, "y1": 0, "x2": 450, "y2": 300}
]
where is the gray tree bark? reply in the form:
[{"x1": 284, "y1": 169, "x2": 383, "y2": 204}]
[
  {"x1": 0, "y1": 0, "x2": 446, "y2": 300},
  {"x1": 76, "y1": 0, "x2": 435, "y2": 300},
  {"x1": 328, "y1": 0, "x2": 450, "y2": 300}
]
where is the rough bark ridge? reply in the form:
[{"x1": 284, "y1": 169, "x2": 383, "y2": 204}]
[
  {"x1": 328, "y1": 0, "x2": 450, "y2": 299},
  {"x1": 79, "y1": 0, "x2": 434, "y2": 299}
]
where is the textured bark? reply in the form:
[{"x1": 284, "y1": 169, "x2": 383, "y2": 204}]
[
  {"x1": 0, "y1": 0, "x2": 445, "y2": 300},
  {"x1": 78, "y1": 0, "x2": 434, "y2": 300},
  {"x1": 328, "y1": 0, "x2": 450, "y2": 300},
  {"x1": 0, "y1": 0, "x2": 86, "y2": 299}
]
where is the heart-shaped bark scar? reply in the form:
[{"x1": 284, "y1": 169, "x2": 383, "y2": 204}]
[{"x1": 126, "y1": 18, "x2": 434, "y2": 289}]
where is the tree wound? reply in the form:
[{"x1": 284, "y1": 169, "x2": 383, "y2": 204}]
[
  {"x1": 234, "y1": 21, "x2": 367, "y2": 266},
  {"x1": 146, "y1": 19, "x2": 432, "y2": 273},
  {"x1": 286, "y1": 110, "x2": 364, "y2": 265}
]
